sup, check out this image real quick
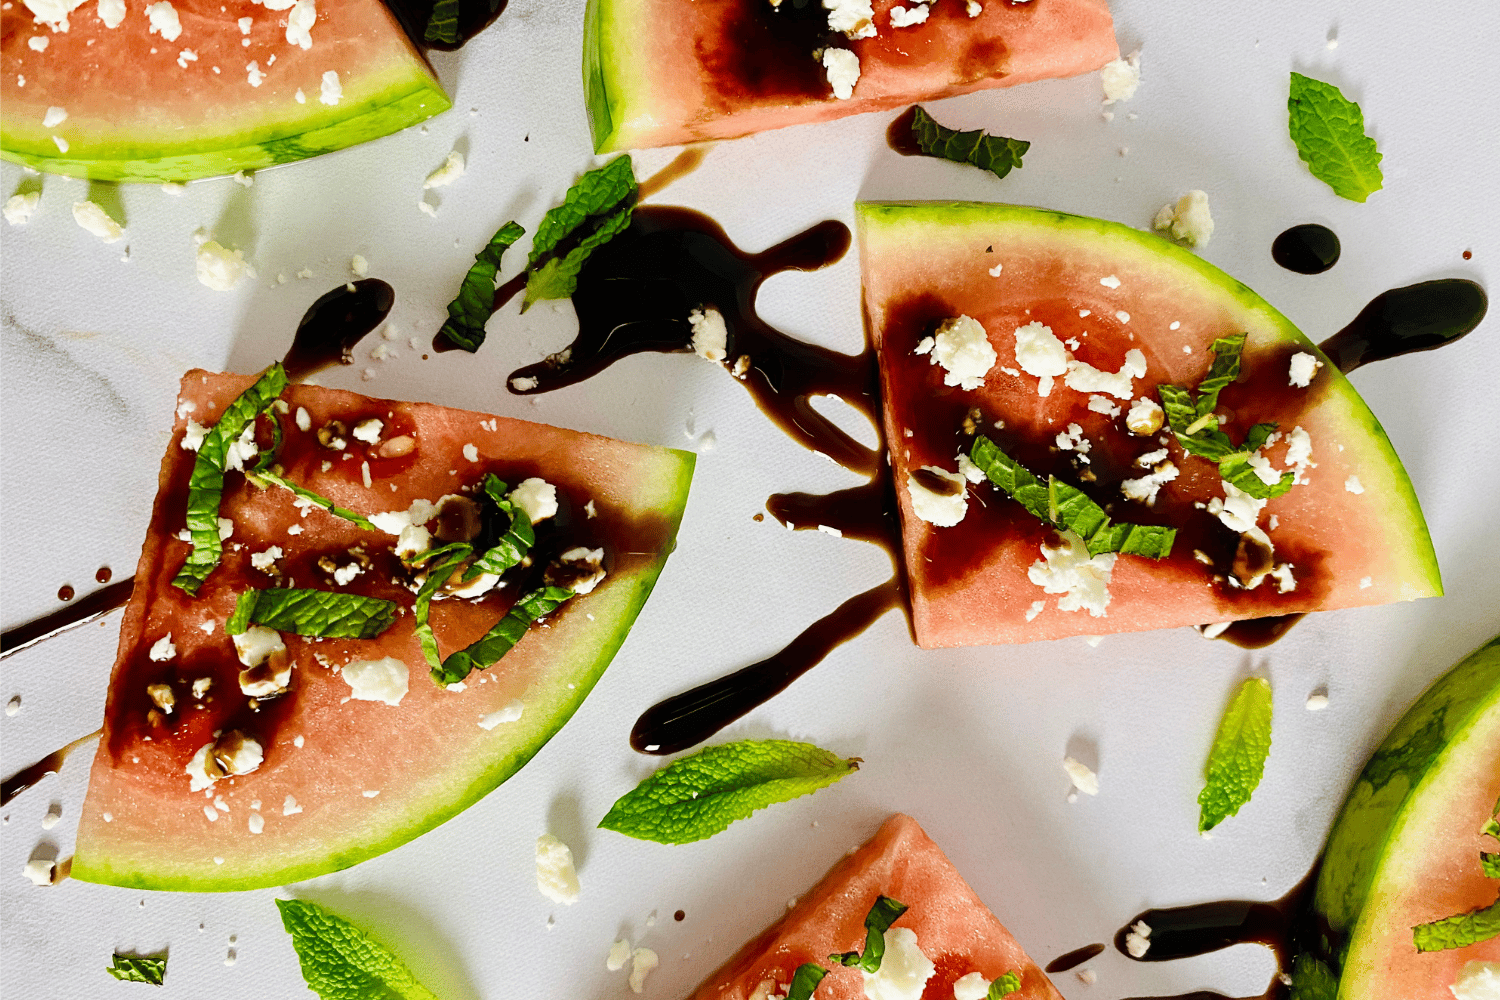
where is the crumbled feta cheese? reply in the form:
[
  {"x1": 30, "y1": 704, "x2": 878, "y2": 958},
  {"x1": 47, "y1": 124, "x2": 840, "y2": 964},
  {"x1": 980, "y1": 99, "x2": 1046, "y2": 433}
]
[
  {"x1": 52, "y1": 135, "x2": 68, "y2": 153},
  {"x1": 1285, "y1": 425, "x2": 1314, "y2": 481},
  {"x1": 423, "y1": 150, "x2": 466, "y2": 189},
  {"x1": 953, "y1": 972, "x2": 990, "y2": 1000},
  {"x1": 98, "y1": 0, "x2": 126, "y2": 28},
  {"x1": 1055, "y1": 422, "x2": 1091, "y2": 459},
  {"x1": 192, "y1": 677, "x2": 212, "y2": 698},
  {"x1": 176, "y1": 48, "x2": 197, "y2": 68},
  {"x1": 955, "y1": 451, "x2": 986, "y2": 484},
  {"x1": 607, "y1": 939, "x2": 632, "y2": 971},
  {"x1": 144, "y1": 1, "x2": 181, "y2": 41},
  {"x1": 196, "y1": 240, "x2": 255, "y2": 290},
  {"x1": 1124, "y1": 920, "x2": 1151, "y2": 958},
  {"x1": 42, "y1": 106, "x2": 67, "y2": 128},
  {"x1": 1101, "y1": 50, "x2": 1140, "y2": 103},
  {"x1": 629, "y1": 948, "x2": 660, "y2": 994},
  {"x1": 1013, "y1": 320, "x2": 1069, "y2": 395},
  {"x1": 1345, "y1": 475, "x2": 1365, "y2": 495},
  {"x1": 341, "y1": 657, "x2": 409, "y2": 706},
  {"x1": 1064, "y1": 348, "x2": 1147, "y2": 399},
  {"x1": 319, "y1": 69, "x2": 341, "y2": 105},
  {"x1": 41, "y1": 804, "x2": 61, "y2": 829},
  {"x1": 553, "y1": 546, "x2": 607, "y2": 595},
  {"x1": 1121, "y1": 460, "x2": 1178, "y2": 506},
  {"x1": 370, "y1": 497, "x2": 439, "y2": 538},
  {"x1": 1449, "y1": 961, "x2": 1500, "y2": 1000},
  {"x1": 245, "y1": 60, "x2": 265, "y2": 86},
  {"x1": 3, "y1": 192, "x2": 40, "y2": 225},
  {"x1": 906, "y1": 466, "x2": 967, "y2": 527},
  {"x1": 1305, "y1": 690, "x2": 1329, "y2": 711},
  {"x1": 248, "y1": 812, "x2": 265, "y2": 834},
  {"x1": 1024, "y1": 600, "x2": 1044, "y2": 622},
  {"x1": 823, "y1": 0, "x2": 874, "y2": 37},
  {"x1": 238, "y1": 14, "x2": 252, "y2": 32},
  {"x1": 1288, "y1": 352, "x2": 1322, "y2": 388},
  {"x1": 926, "y1": 315, "x2": 996, "y2": 390},
  {"x1": 888, "y1": 2, "x2": 927, "y2": 26},
  {"x1": 285, "y1": 0, "x2": 315, "y2": 49},
  {"x1": 23, "y1": 857, "x2": 54, "y2": 886},
  {"x1": 1029, "y1": 531, "x2": 1116, "y2": 616},
  {"x1": 1152, "y1": 190, "x2": 1215, "y2": 248},
  {"x1": 1063, "y1": 755, "x2": 1099, "y2": 795},
  {"x1": 1207, "y1": 482, "x2": 1267, "y2": 534},
  {"x1": 822, "y1": 47, "x2": 861, "y2": 100},
  {"x1": 861, "y1": 927, "x2": 934, "y2": 1000},
  {"x1": 535, "y1": 833, "x2": 580, "y2": 904},
  {"x1": 1359, "y1": 576, "x2": 1372, "y2": 589},
  {"x1": 293, "y1": 406, "x2": 311, "y2": 432},
  {"x1": 1077, "y1": 969, "x2": 1097, "y2": 985},
  {"x1": 351, "y1": 417, "x2": 383, "y2": 444},
  {"x1": 179, "y1": 418, "x2": 209, "y2": 452},
  {"x1": 223, "y1": 424, "x2": 259, "y2": 471},
  {"x1": 146, "y1": 683, "x2": 175, "y2": 713},
  {"x1": 688, "y1": 306, "x2": 729, "y2": 362},
  {"x1": 1269, "y1": 563, "x2": 1296, "y2": 593},
  {"x1": 249, "y1": 546, "x2": 282, "y2": 574},
  {"x1": 966, "y1": 0, "x2": 981, "y2": 15},
  {"x1": 232, "y1": 625, "x2": 284, "y2": 669},
  {"x1": 1088, "y1": 394, "x2": 1121, "y2": 417},
  {"x1": 282, "y1": 794, "x2": 302, "y2": 815},
  {"x1": 509, "y1": 478, "x2": 558, "y2": 523},
  {"x1": 510, "y1": 376, "x2": 539, "y2": 391},
  {"x1": 28, "y1": 35, "x2": 49, "y2": 52},
  {"x1": 149, "y1": 633, "x2": 177, "y2": 661},
  {"x1": 478, "y1": 700, "x2": 525, "y2": 730},
  {"x1": 72, "y1": 201, "x2": 124, "y2": 243}
]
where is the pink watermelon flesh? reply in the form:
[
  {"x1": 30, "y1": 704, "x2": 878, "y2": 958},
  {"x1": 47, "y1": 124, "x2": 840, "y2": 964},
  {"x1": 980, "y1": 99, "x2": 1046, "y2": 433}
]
[
  {"x1": 1, "y1": 0, "x2": 449, "y2": 181},
  {"x1": 584, "y1": 0, "x2": 1117, "y2": 151},
  {"x1": 857, "y1": 202, "x2": 1441, "y2": 648},
  {"x1": 688, "y1": 813, "x2": 1063, "y2": 1000},
  {"x1": 72, "y1": 371, "x2": 693, "y2": 891}
]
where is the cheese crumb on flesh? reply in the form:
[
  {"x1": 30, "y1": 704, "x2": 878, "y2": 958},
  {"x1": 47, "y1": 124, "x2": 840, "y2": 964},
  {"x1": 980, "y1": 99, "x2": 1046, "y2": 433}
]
[
  {"x1": 1345, "y1": 475, "x2": 1365, "y2": 495},
  {"x1": 196, "y1": 240, "x2": 255, "y2": 290},
  {"x1": 42, "y1": 106, "x2": 67, "y2": 128},
  {"x1": 341, "y1": 657, "x2": 409, "y2": 706},
  {"x1": 509, "y1": 478, "x2": 558, "y2": 523},
  {"x1": 689, "y1": 306, "x2": 729, "y2": 362},
  {"x1": 966, "y1": 1, "x2": 981, "y2": 15},
  {"x1": 888, "y1": 2, "x2": 927, "y2": 26},
  {"x1": 250, "y1": 546, "x2": 283, "y2": 573},
  {"x1": 1207, "y1": 482, "x2": 1267, "y2": 534},
  {"x1": 1064, "y1": 348, "x2": 1147, "y2": 399},
  {"x1": 478, "y1": 700, "x2": 525, "y2": 730},
  {"x1": 4, "y1": 192, "x2": 40, "y2": 225},
  {"x1": 607, "y1": 939, "x2": 632, "y2": 971},
  {"x1": 822, "y1": 47, "x2": 861, "y2": 99},
  {"x1": 28, "y1": 36, "x2": 49, "y2": 52},
  {"x1": 953, "y1": 972, "x2": 990, "y2": 1000},
  {"x1": 1063, "y1": 755, "x2": 1099, "y2": 795},
  {"x1": 1152, "y1": 190, "x2": 1215, "y2": 248},
  {"x1": 370, "y1": 498, "x2": 439, "y2": 538},
  {"x1": 248, "y1": 812, "x2": 264, "y2": 834},
  {"x1": 535, "y1": 833, "x2": 580, "y2": 904},
  {"x1": 232, "y1": 625, "x2": 284, "y2": 669},
  {"x1": 1099, "y1": 274, "x2": 1121, "y2": 289},
  {"x1": 926, "y1": 315, "x2": 996, "y2": 390},
  {"x1": 906, "y1": 467, "x2": 967, "y2": 527},
  {"x1": 144, "y1": 1, "x2": 181, "y2": 41},
  {"x1": 98, "y1": 0, "x2": 126, "y2": 28},
  {"x1": 1121, "y1": 460, "x2": 1178, "y2": 506},
  {"x1": 424, "y1": 150, "x2": 466, "y2": 189},
  {"x1": 1088, "y1": 394, "x2": 1121, "y2": 417},
  {"x1": 629, "y1": 948, "x2": 659, "y2": 994},
  {"x1": 1013, "y1": 321, "x2": 1069, "y2": 396},
  {"x1": 861, "y1": 927, "x2": 935, "y2": 1000},
  {"x1": 1288, "y1": 352, "x2": 1323, "y2": 388},
  {"x1": 1285, "y1": 425, "x2": 1315, "y2": 481},
  {"x1": 148, "y1": 633, "x2": 177, "y2": 661},
  {"x1": 72, "y1": 201, "x2": 124, "y2": 243},
  {"x1": 223, "y1": 425, "x2": 259, "y2": 471},
  {"x1": 1450, "y1": 961, "x2": 1500, "y2": 1000},
  {"x1": 1029, "y1": 531, "x2": 1116, "y2": 616},
  {"x1": 352, "y1": 417, "x2": 383, "y2": 444},
  {"x1": 824, "y1": 0, "x2": 875, "y2": 38},
  {"x1": 955, "y1": 451, "x2": 986, "y2": 484},
  {"x1": 1024, "y1": 600, "x2": 1044, "y2": 622},
  {"x1": 1125, "y1": 920, "x2": 1152, "y2": 958},
  {"x1": 319, "y1": 70, "x2": 341, "y2": 106},
  {"x1": 282, "y1": 794, "x2": 302, "y2": 816},
  {"x1": 1101, "y1": 50, "x2": 1140, "y2": 103},
  {"x1": 285, "y1": 0, "x2": 315, "y2": 49},
  {"x1": 551, "y1": 546, "x2": 607, "y2": 595}
]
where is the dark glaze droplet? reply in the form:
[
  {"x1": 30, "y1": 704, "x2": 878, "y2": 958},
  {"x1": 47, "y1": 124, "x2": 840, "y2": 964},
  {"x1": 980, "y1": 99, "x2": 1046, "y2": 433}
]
[
  {"x1": 674, "y1": 909, "x2": 686, "y2": 922},
  {"x1": 638, "y1": 145, "x2": 714, "y2": 201},
  {"x1": 1, "y1": 729, "x2": 101, "y2": 806},
  {"x1": 1464, "y1": 249, "x2": 1473, "y2": 260},
  {"x1": 1318, "y1": 278, "x2": 1487, "y2": 373},
  {"x1": 56, "y1": 585, "x2": 74, "y2": 602},
  {"x1": 384, "y1": 0, "x2": 508, "y2": 50},
  {"x1": 1271, "y1": 224, "x2": 1340, "y2": 274},
  {"x1": 95, "y1": 566, "x2": 112, "y2": 583},
  {"x1": 886, "y1": 106, "x2": 924, "y2": 156},
  {"x1": 1217, "y1": 613, "x2": 1306, "y2": 649},
  {"x1": 1, "y1": 579, "x2": 135, "y2": 659},
  {"x1": 1045, "y1": 943, "x2": 1105, "y2": 973},
  {"x1": 281, "y1": 279, "x2": 395, "y2": 383}
]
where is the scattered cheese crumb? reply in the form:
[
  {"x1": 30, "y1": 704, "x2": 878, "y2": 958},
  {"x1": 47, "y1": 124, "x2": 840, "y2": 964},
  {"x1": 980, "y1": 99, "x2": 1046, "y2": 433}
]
[
  {"x1": 1288, "y1": 352, "x2": 1323, "y2": 388},
  {"x1": 535, "y1": 833, "x2": 580, "y2": 904},
  {"x1": 1063, "y1": 756, "x2": 1099, "y2": 795},
  {"x1": 822, "y1": 47, "x2": 861, "y2": 100},
  {"x1": 196, "y1": 240, "x2": 255, "y2": 291},
  {"x1": 1152, "y1": 190, "x2": 1215, "y2": 248},
  {"x1": 149, "y1": 634, "x2": 177, "y2": 661},
  {"x1": 342, "y1": 657, "x2": 409, "y2": 706},
  {"x1": 1101, "y1": 50, "x2": 1140, "y2": 103},
  {"x1": 906, "y1": 466, "x2": 967, "y2": 527},
  {"x1": 319, "y1": 69, "x2": 341, "y2": 105},
  {"x1": 509, "y1": 478, "x2": 558, "y2": 523},
  {"x1": 423, "y1": 150, "x2": 466, "y2": 189},
  {"x1": 888, "y1": 2, "x2": 928, "y2": 27},
  {"x1": 1125, "y1": 920, "x2": 1152, "y2": 958},
  {"x1": 478, "y1": 700, "x2": 525, "y2": 730},
  {"x1": 1029, "y1": 531, "x2": 1116, "y2": 617},
  {"x1": 1065, "y1": 348, "x2": 1147, "y2": 399},
  {"x1": 4, "y1": 192, "x2": 40, "y2": 225},
  {"x1": 282, "y1": 794, "x2": 302, "y2": 816},
  {"x1": 1344, "y1": 475, "x2": 1365, "y2": 495},
  {"x1": 1305, "y1": 690, "x2": 1329, "y2": 711},
  {"x1": 926, "y1": 315, "x2": 996, "y2": 390},
  {"x1": 352, "y1": 417, "x2": 383, "y2": 444},
  {"x1": 861, "y1": 928, "x2": 934, "y2": 1000},
  {"x1": 22, "y1": 858, "x2": 55, "y2": 886},
  {"x1": 1449, "y1": 961, "x2": 1500, "y2": 1000},
  {"x1": 285, "y1": 0, "x2": 315, "y2": 49},
  {"x1": 629, "y1": 947, "x2": 660, "y2": 994},
  {"x1": 145, "y1": 1, "x2": 181, "y2": 41},
  {"x1": 72, "y1": 201, "x2": 124, "y2": 243},
  {"x1": 350, "y1": 254, "x2": 368, "y2": 277},
  {"x1": 688, "y1": 306, "x2": 729, "y2": 362},
  {"x1": 1013, "y1": 321, "x2": 1068, "y2": 396},
  {"x1": 607, "y1": 939, "x2": 632, "y2": 972},
  {"x1": 42, "y1": 106, "x2": 67, "y2": 128}
]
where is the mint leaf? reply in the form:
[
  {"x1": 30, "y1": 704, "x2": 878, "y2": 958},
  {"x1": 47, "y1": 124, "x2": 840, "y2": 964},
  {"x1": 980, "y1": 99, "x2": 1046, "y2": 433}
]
[
  {"x1": 969, "y1": 436, "x2": 1175, "y2": 559},
  {"x1": 1219, "y1": 449, "x2": 1296, "y2": 501},
  {"x1": 522, "y1": 155, "x2": 637, "y2": 311},
  {"x1": 411, "y1": 542, "x2": 473, "y2": 673},
  {"x1": 598, "y1": 739, "x2": 860, "y2": 844},
  {"x1": 1413, "y1": 893, "x2": 1500, "y2": 952},
  {"x1": 275, "y1": 898, "x2": 440, "y2": 1000},
  {"x1": 432, "y1": 584, "x2": 573, "y2": 686},
  {"x1": 172, "y1": 364, "x2": 288, "y2": 595},
  {"x1": 1483, "y1": 853, "x2": 1500, "y2": 879},
  {"x1": 436, "y1": 221, "x2": 526, "y2": 352},
  {"x1": 247, "y1": 468, "x2": 378, "y2": 531},
  {"x1": 423, "y1": 0, "x2": 459, "y2": 43},
  {"x1": 908, "y1": 105, "x2": 1029, "y2": 180},
  {"x1": 465, "y1": 474, "x2": 535, "y2": 579},
  {"x1": 989, "y1": 972, "x2": 1023, "y2": 998},
  {"x1": 1198, "y1": 677, "x2": 1273, "y2": 833},
  {"x1": 226, "y1": 588, "x2": 396, "y2": 640},
  {"x1": 830, "y1": 895, "x2": 908, "y2": 971},
  {"x1": 1288, "y1": 72, "x2": 1383, "y2": 203},
  {"x1": 107, "y1": 954, "x2": 166, "y2": 985},
  {"x1": 786, "y1": 963, "x2": 830, "y2": 1000}
]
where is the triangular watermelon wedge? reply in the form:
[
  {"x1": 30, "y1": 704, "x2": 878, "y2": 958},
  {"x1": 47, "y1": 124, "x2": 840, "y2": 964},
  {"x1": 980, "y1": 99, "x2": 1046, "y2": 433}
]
[
  {"x1": 72, "y1": 371, "x2": 693, "y2": 891},
  {"x1": 1, "y1": 0, "x2": 449, "y2": 182},
  {"x1": 857, "y1": 201, "x2": 1442, "y2": 648},
  {"x1": 688, "y1": 813, "x2": 1063, "y2": 999}
]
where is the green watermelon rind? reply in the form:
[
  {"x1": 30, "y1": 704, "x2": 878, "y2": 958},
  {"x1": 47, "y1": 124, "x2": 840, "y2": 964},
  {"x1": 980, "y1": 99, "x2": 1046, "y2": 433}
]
[
  {"x1": 69, "y1": 450, "x2": 694, "y2": 892},
  {"x1": 855, "y1": 200, "x2": 1443, "y2": 602},
  {"x1": 582, "y1": 0, "x2": 624, "y2": 153},
  {"x1": 1310, "y1": 635, "x2": 1500, "y2": 971},
  {"x1": 0, "y1": 66, "x2": 450, "y2": 183}
]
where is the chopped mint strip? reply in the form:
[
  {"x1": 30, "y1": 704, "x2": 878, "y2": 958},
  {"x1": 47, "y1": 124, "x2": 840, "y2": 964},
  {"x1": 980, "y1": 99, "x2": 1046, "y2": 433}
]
[
  {"x1": 522, "y1": 155, "x2": 637, "y2": 311},
  {"x1": 785, "y1": 962, "x2": 830, "y2": 1000},
  {"x1": 1288, "y1": 72, "x2": 1383, "y2": 203},
  {"x1": 465, "y1": 474, "x2": 535, "y2": 580},
  {"x1": 1219, "y1": 450, "x2": 1296, "y2": 500},
  {"x1": 422, "y1": 0, "x2": 459, "y2": 43},
  {"x1": 598, "y1": 739, "x2": 860, "y2": 844},
  {"x1": 107, "y1": 954, "x2": 166, "y2": 985},
  {"x1": 969, "y1": 436, "x2": 1175, "y2": 559},
  {"x1": 247, "y1": 469, "x2": 378, "y2": 531},
  {"x1": 829, "y1": 895, "x2": 909, "y2": 971},
  {"x1": 172, "y1": 364, "x2": 288, "y2": 595},
  {"x1": 1198, "y1": 677, "x2": 1273, "y2": 833},
  {"x1": 908, "y1": 105, "x2": 1029, "y2": 180},
  {"x1": 226, "y1": 588, "x2": 396, "y2": 640},
  {"x1": 1412, "y1": 893, "x2": 1500, "y2": 952},
  {"x1": 431, "y1": 584, "x2": 573, "y2": 686},
  {"x1": 989, "y1": 972, "x2": 1023, "y2": 999},
  {"x1": 1483, "y1": 853, "x2": 1500, "y2": 879},
  {"x1": 411, "y1": 542, "x2": 473, "y2": 672},
  {"x1": 436, "y1": 221, "x2": 526, "y2": 352},
  {"x1": 275, "y1": 898, "x2": 440, "y2": 1000}
]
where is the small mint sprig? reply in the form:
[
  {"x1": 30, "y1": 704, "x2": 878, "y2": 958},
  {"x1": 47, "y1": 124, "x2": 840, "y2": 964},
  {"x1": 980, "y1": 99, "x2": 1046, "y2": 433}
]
[
  {"x1": 276, "y1": 898, "x2": 440, "y2": 1000},
  {"x1": 1411, "y1": 795, "x2": 1500, "y2": 951},
  {"x1": 907, "y1": 105, "x2": 1029, "y2": 181},
  {"x1": 226, "y1": 588, "x2": 397, "y2": 640},
  {"x1": 1288, "y1": 72, "x2": 1383, "y2": 203},
  {"x1": 829, "y1": 895, "x2": 908, "y2": 971},
  {"x1": 436, "y1": 221, "x2": 526, "y2": 352},
  {"x1": 1198, "y1": 677, "x2": 1273, "y2": 833},
  {"x1": 106, "y1": 954, "x2": 166, "y2": 985},
  {"x1": 522, "y1": 155, "x2": 638, "y2": 310}
]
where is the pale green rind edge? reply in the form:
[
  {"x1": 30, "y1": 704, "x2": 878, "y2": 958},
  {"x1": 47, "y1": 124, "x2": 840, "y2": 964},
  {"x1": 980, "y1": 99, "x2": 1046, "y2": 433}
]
[
  {"x1": 70, "y1": 450, "x2": 695, "y2": 891},
  {"x1": 1311, "y1": 635, "x2": 1500, "y2": 958},
  {"x1": 581, "y1": 0, "x2": 621, "y2": 153},
  {"x1": 854, "y1": 200, "x2": 1443, "y2": 599},
  {"x1": 0, "y1": 72, "x2": 451, "y2": 183}
]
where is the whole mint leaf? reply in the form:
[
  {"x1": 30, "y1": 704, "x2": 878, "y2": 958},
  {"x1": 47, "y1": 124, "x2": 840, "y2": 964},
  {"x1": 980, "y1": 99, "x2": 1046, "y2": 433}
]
[
  {"x1": 436, "y1": 221, "x2": 525, "y2": 352},
  {"x1": 598, "y1": 739, "x2": 859, "y2": 844},
  {"x1": 106, "y1": 954, "x2": 166, "y2": 985},
  {"x1": 276, "y1": 899, "x2": 440, "y2": 1000},
  {"x1": 1198, "y1": 677, "x2": 1273, "y2": 832},
  {"x1": 908, "y1": 106, "x2": 1029, "y2": 180},
  {"x1": 1288, "y1": 72, "x2": 1383, "y2": 202},
  {"x1": 1412, "y1": 893, "x2": 1500, "y2": 952}
]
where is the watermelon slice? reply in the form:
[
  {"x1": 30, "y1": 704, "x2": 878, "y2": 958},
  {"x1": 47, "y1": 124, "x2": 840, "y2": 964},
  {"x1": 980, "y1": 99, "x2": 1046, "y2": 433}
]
[
  {"x1": 1303, "y1": 635, "x2": 1500, "y2": 998},
  {"x1": 688, "y1": 813, "x2": 1062, "y2": 999},
  {"x1": 71, "y1": 370, "x2": 693, "y2": 891},
  {"x1": 583, "y1": 0, "x2": 1117, "y2": 152},
  {"x1": 856, "y1": 201, "x2": 1441, "y2": 648},
  {"x1": 1, "y1": 0, "x2": 449, "y2": 182}
]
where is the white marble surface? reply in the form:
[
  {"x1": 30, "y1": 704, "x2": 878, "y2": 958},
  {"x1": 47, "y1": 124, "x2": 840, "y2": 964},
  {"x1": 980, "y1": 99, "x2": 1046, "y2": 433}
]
[{"x1": 2, "y1": 0, "x2": 1498, "y2": 997}]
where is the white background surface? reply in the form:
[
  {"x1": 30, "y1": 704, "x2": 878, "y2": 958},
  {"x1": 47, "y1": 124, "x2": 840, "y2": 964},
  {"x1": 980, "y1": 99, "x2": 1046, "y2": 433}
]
[{"x1": 2, "y1": 0, "x2": 1498, "y2": 997}]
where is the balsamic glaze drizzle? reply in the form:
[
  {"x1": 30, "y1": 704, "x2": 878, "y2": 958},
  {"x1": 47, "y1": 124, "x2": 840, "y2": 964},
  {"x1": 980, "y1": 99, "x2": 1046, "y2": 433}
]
[
  {"x1": 1044, "y1": 942, "x2": 1106, "y2": 973},
  {"x1": 1317, "y1": 278, "x2": 1487, "y2": 374},
  {"x1": 1271, "y1": 224, "x2": 1340, "y2": 275},
  {"x1": 1, "y1": 730, "x2": 101, "y2": 806}
]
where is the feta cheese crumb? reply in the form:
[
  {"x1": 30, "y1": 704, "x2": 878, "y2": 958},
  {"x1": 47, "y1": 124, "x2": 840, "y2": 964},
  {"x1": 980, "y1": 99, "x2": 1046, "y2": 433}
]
[
  {"x1": 686, "y1": 305, "x2": 730, "y2": 362},
  {"x1": 4, "y1": 192, "x2": 40, "y2": 225},
  {"x1": 1029, "y1": 531, "x2": 1116, "y2": 616},
  {"x1": 341, "y1": 657, "x2": 409, "y2": 706},
  {"x1": 1063, "y1": 756, "x2": 1099, "y2": 795},
  {"x1": 966, "y1": 1, "x2": 981, "y2": 15},
  {"x1": 248, "y1": 812, "x2": 264, "y2": 834},
  {"x1": 1449, "y1": 961, "x2": 1500, "y2": 1000},
  {"x1": 861, "y1": 927, "x2": 934, "y2": 1000},
  {"x1": 1305, "y1": 690, "x2": 1329, "y2": 711},
  {"x1": 1013, "y1": 321, "x2": 1069, "y2": 395},
  {"x1": 1101, "y1": 50, "x2": 1140, "y2": 103},
  {"x1": 822, "y1": 47, "x2": 861, "y2": 100},
  {"x1": 52, "y1": 135, "x2": 69, "y2": 152},
  {"x1": 478, "y1": 700, "x2": 525, "y2": 730},
  {"x1": 1065, "y1": 348, "x2": 1147, "y2": 399},
  {"x1": 42, "y1": 106, "x2": 67, "y2": 128},
  {"x1": 238, "y1": 15, "x2": 252, "y2": 32},
  {"x1": 232, "y1": 625, "x2": 284, "y2": 669},
  {"x1": 1121, "y1": 460, "x2": 1178, "y2": 506},
  {"x1": 99, "y1": 0, "x2": 126, "y2": 28},
  {"x1": 176, "y1": 47, "x2": 197, "y2": 68},
  {"x1": 954, "y1": 972, "x2": 991, "y2": 1000},
  {"x1": 1344, "y1": 475, "x2": 1365, "y2": 495},
  {"x1": 1024, "y1": 600, "x2": 1044, "y2": 622},
  {"x1": 509, "y1": 478, "x2": 558, "y2": 523},
  {"x1": 1088, "y1": 394, "x2": 1121, "y2": 417},
  {"x1": 149, "y1": 634, "x2": 177, "y2": 661},
  {"x1": 1359, "y1": 576, "x2": 1372, "y2": 589},
  {"x1": 23, "y1": 858, "x2": 55, "y2": 886},
  {"x1": 282, "y1": 794, "x2": 302, "y2": 816},
  {"x1": 423, "y1": 150, "x2": 466, "y2": 189},
  {"x1": 145, "y1": 1, "x2": 181, "y2": 41},
  {"x1": 1152, "y1": 190, "x2": 1215, "y2": 248},
  {"x1": 607, "y1": 938, "x2": 632, "y2": 971},
  {"x1": 1288, "y1": 351, "x2": 1323, "y2": 388},
  {"x1": 823, "y1": 0, "x2": 875, "y2": 37},
  {"x1": 285, "y1": 0, "x2": 315, "y2": 49},
  {"x1": 926, "y1": 315, "x2": 996, "y2": 390},
  {"x1": 319, "y1": 69, "x2": 341, "y2": 105},
  {"x1": 888, "y1": 2, "x2": 927, "y2": 27},
  {"x1": 351, "y1": 417, "x2": 383, "y2": 444},
  {"x1": 535, "y1": 833, "x2": 580, "y2": 904},
  {"x1": 245, "y1": 60, "x2": 265, "y2": 86},
  {"x1": 1208, "y1": 481, "x2": 1267, "y2": 534},
  {"x1": 72, "y1": 201, "x2": 124, "y2": 243},
  {"x1": 1124, "y1": 920, "x2": 1152, "y2": 958},
  {"x1": 28, "y1": 35, "x2": 49, "y2": 52},
  {"x1": 196, "y1": 240, "x2": 255, "y2": 290},
  {"x1": 510, "y1": 376, "x2": 539, "y2": 391},
  {"x1": 906, "y1": 466, "x2": 967, "y2": 527}
]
